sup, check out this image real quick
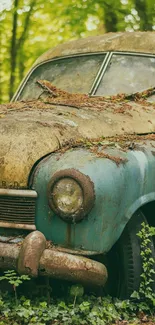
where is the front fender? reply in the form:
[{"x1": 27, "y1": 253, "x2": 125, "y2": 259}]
[{"x1": 31, "y1": 144, "x2": 155, "y2": 253}]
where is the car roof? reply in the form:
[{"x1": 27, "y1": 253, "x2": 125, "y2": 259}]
[{"x1": 34, "y1": 32, "x2": 155, "y2": 66}]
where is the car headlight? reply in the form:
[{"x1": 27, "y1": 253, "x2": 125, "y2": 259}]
[{"x1": 48, "y1": 169, "x2": 95, "y2": 223}]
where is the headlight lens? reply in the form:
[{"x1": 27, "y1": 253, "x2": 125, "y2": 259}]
[
  {"x1": 52, "y1": 178, "x2": 83, "y2": 215},
  {"x1": 48, "y1": 169, "x2": 95, "y2": 223}
]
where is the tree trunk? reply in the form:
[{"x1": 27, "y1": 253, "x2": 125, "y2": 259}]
[
  {"x1": 9, "y1": 0, "x2": 19, "y2": 100},
  {"x1": 9, "y1": 0, "x2": 36, "y2": 100},
  {"x1": 104, "y1": 7, "x2": 118, "y2": 32},
  {"x1": 19, "y1": 51, "x2": 25, "y2": 83},
  {"x1": 100, "y1": 1, "x2": 118, "y2": 32},
  {"x1": 17, "y1": 0, "x2": 36, "y2": 49},
  {"x1": 135, "y1": 0, "x2": 153, "y2": 31},
  {"x1": 17, "y1": 0, "x2": 36, "y2": 83}
]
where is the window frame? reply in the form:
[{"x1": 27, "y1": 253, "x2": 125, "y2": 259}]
[{"x1": 12, "y1": 51, "x2": 155, "y2": 102}]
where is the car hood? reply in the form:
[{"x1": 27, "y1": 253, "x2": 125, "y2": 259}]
[{"x1": 0, "y1": 98, "x2": 155, "y2": 188}]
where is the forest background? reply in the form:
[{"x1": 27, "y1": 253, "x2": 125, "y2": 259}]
[{"x1": 0, "y1": 0, "x2": 155, "y2": 104}]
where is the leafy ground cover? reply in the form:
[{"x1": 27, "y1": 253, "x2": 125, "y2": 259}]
[
  {"x1": 0, "y1": 280, "x2": 154, "y2": 325},
  {"x1": 0, "y1": 292, "x2": 154, "y2": 325}
]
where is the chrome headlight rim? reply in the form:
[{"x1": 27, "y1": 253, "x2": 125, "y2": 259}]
[{"x1": 47, "y1": 168, "x2": 95, "y2": 223}]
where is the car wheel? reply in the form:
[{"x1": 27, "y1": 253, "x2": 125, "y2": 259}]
[{"x1": 105, "y1": 209, "x2": 155, "y2": 299}]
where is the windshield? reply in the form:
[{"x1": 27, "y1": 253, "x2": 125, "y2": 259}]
[
  {"x1": 18, "y1": 55, "x2": 105, "y2": 100},
  {"x1": 95, "y1": 54, "x2": 155, "y2": 96},
  {"x1": 17, "y1": 52, "x2": 155, "y2": 101}
]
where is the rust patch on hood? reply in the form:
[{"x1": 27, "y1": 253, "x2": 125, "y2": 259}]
[
  {"x1": 53, "y1": 134, "x2": 155, "y2": 165},
  {"x1": 0, "y1": 87, "x2": 155, "y2": 187}
]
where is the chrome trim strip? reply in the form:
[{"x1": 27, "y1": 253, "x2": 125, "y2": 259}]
[
  {"x1": 90, "y1": 52, "x2": 112, "y2": 95},
  {"x1": 0, "y1": 189, "x2": 37, "y2": 198},
  {"x1": 113, "y1": 52, "x2": 155, "y2": 57},
  {"x1": 89, "y1": 52, "x2": 109, "y2": 95},
  {"x1": 0, "y1": 221, "x2": 36, "y2": 230}
]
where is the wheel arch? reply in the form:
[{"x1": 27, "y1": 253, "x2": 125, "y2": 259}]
[
  {"x1": 125, "y1": 192, "x2": 155, "y2": 227},
  {"x1": 141, "y1": 200, "x2": 155, "y2": 227}
]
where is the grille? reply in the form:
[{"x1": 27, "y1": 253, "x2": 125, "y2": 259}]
[{"x1": 0, "y1": 189, "x2": 37, "y2": 229}]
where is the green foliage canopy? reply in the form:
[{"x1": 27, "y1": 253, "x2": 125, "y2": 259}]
[{"x1": 0, "y1": 0, "x2": 155, "y2": 103}]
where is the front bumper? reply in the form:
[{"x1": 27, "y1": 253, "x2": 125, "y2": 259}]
[{"x1": 0, "y1": 231, "x2": 108, "y2": 287}]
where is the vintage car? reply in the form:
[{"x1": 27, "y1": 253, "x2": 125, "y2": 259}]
[{"x1": 0, "y1": 32, "x2": 155, "y2": 298}]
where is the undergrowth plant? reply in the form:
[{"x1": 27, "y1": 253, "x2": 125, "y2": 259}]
[
  {"x1": 0, "y1": 270, "x2": 30, "y2": 305},
  {"x1": 131, "y1": 222, "x2": 155, "y2": 310}
]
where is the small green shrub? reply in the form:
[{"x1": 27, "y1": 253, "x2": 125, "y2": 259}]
[
  {"x1": 131, "y1": 222, "x2": 155, "y2": 310},
  {"x1": 0, "y1": 270, "x2": 30, "y2": 305}
]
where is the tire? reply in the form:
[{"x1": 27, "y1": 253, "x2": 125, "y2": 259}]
[{"x1": 105, "y1": 209, "x2": 155, "y2": 299}]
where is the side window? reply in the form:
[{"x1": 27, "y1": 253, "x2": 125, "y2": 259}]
[
  {"x1": 18, "y1": 55, "x2": 105, "y2": 100},
  {"x1": 96, "y1": 54, "x2": 155, "y2": 96}
]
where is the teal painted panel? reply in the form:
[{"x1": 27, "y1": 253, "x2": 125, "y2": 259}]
[{"x1": 32, "y1": 144, "x2": 155, "y2": 253}]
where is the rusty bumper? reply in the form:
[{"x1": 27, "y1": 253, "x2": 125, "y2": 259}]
[{"x1": 0, "y1": 231, "x2": 108, "y2": 287}]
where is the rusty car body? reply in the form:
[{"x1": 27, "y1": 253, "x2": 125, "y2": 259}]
[{"x1": 0, "y1": 32, "x2": 155, "y2": 298}]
